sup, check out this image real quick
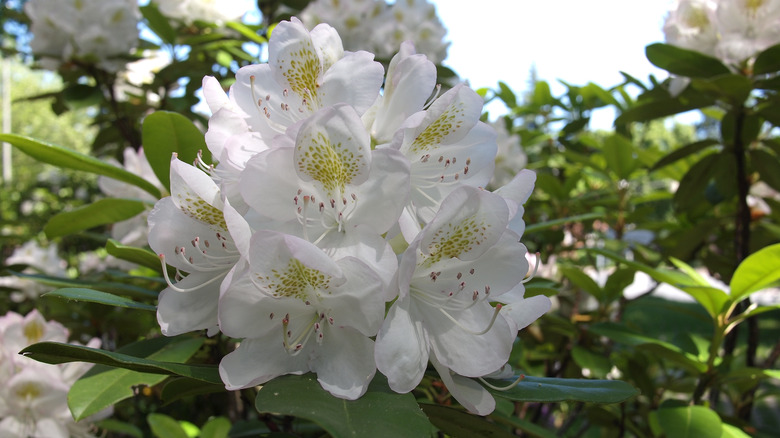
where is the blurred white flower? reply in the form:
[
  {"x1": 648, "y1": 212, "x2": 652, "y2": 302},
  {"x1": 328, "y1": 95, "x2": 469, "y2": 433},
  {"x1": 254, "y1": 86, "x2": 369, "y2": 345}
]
[
  {"x1": 25, "y1": 0, "x2": 140, "y2": 72},
  {"x1": 153, "y1": 0, "x2": 251, "y2": 25},
  {"x1": 0, "y1": 241, "x2": 67, "y2": 302}
]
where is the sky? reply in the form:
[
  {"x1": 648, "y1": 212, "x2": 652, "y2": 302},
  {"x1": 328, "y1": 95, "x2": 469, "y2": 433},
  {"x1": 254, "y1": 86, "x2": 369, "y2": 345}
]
[{"x1": 433, "y1": 0, "x2": 677, "y2": 126}]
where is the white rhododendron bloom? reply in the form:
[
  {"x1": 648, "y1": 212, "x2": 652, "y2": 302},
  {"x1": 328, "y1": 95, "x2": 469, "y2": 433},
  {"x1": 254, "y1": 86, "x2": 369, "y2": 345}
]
[
  {"x1": 25, "y1": 0, "x2": 140, "y2": 71},
  {"x1": 0, "y1": 311, "x2": 104, "y2": 438},
  {"x1": 301, "y1": 0, "x2": 449, "y2": 63},
  {"x1": 664, "y1": 0, "x2": 780, "y2": 67},
  {"x1": 0, "y1": 241, "x2": 67, "y2": 302},
  {"x1": 150, "y1": 17, "x2": 547, "y2": 415},
  {"x1": 154, "y1": 0, "x2": 251, "y2": 25}
]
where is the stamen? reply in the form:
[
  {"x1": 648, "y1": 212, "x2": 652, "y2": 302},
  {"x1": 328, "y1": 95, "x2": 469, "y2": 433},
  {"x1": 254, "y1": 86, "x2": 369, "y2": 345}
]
[
  {"x1": 437, "y1": 304, "x2": 503, "y2": 336},
  {"x1": 522, "y1": 252, "x2": 541, "y2": 284},
  {"x1": 159, "y1": 254, "x2": 226, "y2": 293},
  {"x1": 478, "y1": 374, "x2": 525, "y2": 391}
]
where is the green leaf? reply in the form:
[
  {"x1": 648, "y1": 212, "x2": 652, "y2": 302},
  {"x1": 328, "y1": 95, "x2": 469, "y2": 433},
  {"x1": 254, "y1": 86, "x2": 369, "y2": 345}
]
[
  {"x1": 589, "y1": 322, "x2": 708, "y2": 373},
  {"x1": 615, "y1": 94, "x2": 714, "y2": 125},
  {"x1": 603, "y1": 134, "x2": 638, "y2": 179},
  {"x1": 225, "y1": 22, "x2": 267, "y2": 44},
  {"x1": 8, "y1": 270, "x2": 159, "y2": 300},
  {"x1": 148, "y1": 413, "x2": 190, "y2": 438},
  {"x1": 63, "y1": 84, "x2": 103, "y2": 109},
  {"x1": 201, "y1": 417, "x2": 231, "y2": 438},
  {"x1": 140, "y1": 4, "x2": 177, "y2": 44},
  {"x1": 751, "y1": 149, "x2": 780, "y2": 193},
  {"x1": 44, "y1": 198, "x2": 148, "y2": 238},
  {"x1": 571, "y1": 346, "x2": 613, "y2": 378},
  {"x1": 142, "y1": 111, "x2": 210, "y2": 191},
  {"x1": 646, "y1": 43, "x2": 730, "y2": 78},
  {"x1": 721, "y1": 423, "x2": 752, "y2": 438},
  {"x1": 654, "y1": 405, "x2": 722, "y2": 438},
  {"x1": 730, "y1": 243, "x2": 780, "y2": 300},
  {"x1": 41, "y1": 288, "x2": 157, "y2": 312},
  {"x1": 43, "y1": 288, "x2": 156, "y2": 311},
  {"x1": 255, "y1": 374, "x2": 435, "y2": 438},
  {"x1": 485, "y1": 375, "x2": 638, "y2": 404},
  {"x1": 753, "y1": 43, "x2": 780, "y2": 75},
  {"x1": 106, "y1": 239, "x2": 167, "y2": 272},
  {"x1": 56, "y1": 336, "x2": 211, "y2": 420},
  {"x1": 420, "y1": 404, "x2": 516, "y2": 438},
  {"x1": 651, "y1": 139, "x2": 720, "y2": 171},
  {"x1": 673, "y1": 153, "x2": 720, "y2": 210},
  {"x1": 560, "y1": 266, "x2": 604, "y2": 301},
  {"x1": 496, "y1": 81, "x2": 517, "y2": 109},
  {"x1": 0, "y1": 133, "x2": 161, "y2": 198},
  {"x1": 676, "y1": 286, "x2": 731, "y2": 319},
  {"x1": 96, "y1": 419, "x2": 144, "y2": 438},
  {"x1": 160, "y1": 377, "x2": 226, "y2": 405},
  {"x1": 692, "y1": 74, "x2": 753, "y2": 103},
  {"x1": 19, "y1": 337, "x2": 219, "y2": 386}
]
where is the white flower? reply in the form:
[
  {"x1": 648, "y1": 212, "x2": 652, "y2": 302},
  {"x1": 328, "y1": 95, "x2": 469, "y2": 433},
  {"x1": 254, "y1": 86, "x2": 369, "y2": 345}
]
[
  {"x1": 370, "y1": 0, "x2": 449, "y2": 64},
  {"x1": 663, "y1": 0, "x2": 719, "y2": 57},
  {"x1": 363, "y1": 41, "x2": 438, "y2": 146},
  {"x1": 714, "y1": 0, "x2": 780, "y2": 65},
  {"x1": 149, "y1": 157, "x2": 239, "y2": 336},
  {"x1": 489, "y1": 118, "x2": 527, "y2": 189},
  {"x1": 390, "y1": 83, "x2": 497, "y2": 241},
  {"x1": 218, "y1": 230, "x2": 384, "y2": 399},
  {"x1": 231, "y1": 18, "x2": 385, "y2": 143},
  {"x1": 239, "y1": 104, "x2": 409, "y2": 294},
  {"x1": 375, "y1": 186, "x2": 531, "y2": 395},
  {"x1": 25, "y1": 0, "x2": 140, "y2": 72},
  {"x1": 0, "y1": 241, "x2": 67, "y2": 302},
  {"x1": 154, "y1": 0, "x2": 251, "y2": 25}
]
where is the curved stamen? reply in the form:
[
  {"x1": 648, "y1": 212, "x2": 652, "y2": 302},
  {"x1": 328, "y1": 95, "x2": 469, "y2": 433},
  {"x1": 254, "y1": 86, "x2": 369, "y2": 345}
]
[
  {"x1": 159, "y1": 254, "x2": 227, "y2": 293},
  {"x1": 282, "y1": 314, "x2": 318, "y2": 356},
  {"x1": 478, "y1": 374, "x2": 525, "y2": 391},
  {"x1": 522, "y1": 252, "x2": 541, "y2": 284},
  {"x1": 437, "y1": 304, "x2": 503, "y2": 336}
]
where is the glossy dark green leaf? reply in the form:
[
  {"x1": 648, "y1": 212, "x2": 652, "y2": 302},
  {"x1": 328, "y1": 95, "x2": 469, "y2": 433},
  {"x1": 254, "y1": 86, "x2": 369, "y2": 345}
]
[
  {"x1": 730, "y1": 243, "x2": 780, "y2": 300},
  {"x1": 692, "y1": 74, "x2": 753, "y2": 103},
  {"x1": 571, "y1": 346, "x2": 613, "y2": 379},
  {"x1": 651, "y1": 139, "x2": 719, "y2": 171},
  {"x1": 0, "y1": 133, "x2": 162, "y2": 198},
  {"x1": 140, "y1": 4, "x2": 177, "y2": 44},
  {"x1": 160, "y1": 377, "x2": 226, "y2": 405},
  {"x1": 615, "y1": 94, "x2": 713, "y2": 125},
  {"x1": 420, "y1": 404, "x2": 515, "y2": 438},
  {"x1": 255, "y1": 374, "x2": 435, "y2": 438},
  {"x1": 106, "y1": 239, "x2": 167, "y2": 272},
  {"x1": 43, "y1": 288, "x2": 156, "y2": 311},
  {"x1": 148, "y1": 413, "x2": 190, "y2": 438},
  {"x1": 646, "y1": 43, "x2": 730, "y2": 78},
  {"x1": 485, "y1": 375, "x2": 638, "y2": 403},
  {"x1": 142, "y1": 111, "x2": 210, "y2": 190},
  {"x1": 654, "y1": 405, "x2": 722, "y2": 438},
  {"x1": 96, "y1": 419, "x2": 143, "y2": 438},
  {"x1": 63, "y1": 84, "x2": 102, "y2": 109},
  {"x1": 589, "y1": 322, "x2": 707, "y2": 373},
  {"x1": 673, "y1": 153, "x2": 720, "y2": 210},
  {"x1": 43, "y1": 198, "x2": 148, "y2": 238},
  {"x1": 8, "y1": 270, "x2": 159, "y2": 300},
  {"x1": 19, "y1": 337, "x2": 218, "y2": 384},
  {"x1": 754, "y1": 43, "x2": 780, "y2": 75},
  {"x1": 52, "y1": 336, "x2": 211, "y2": 420}
]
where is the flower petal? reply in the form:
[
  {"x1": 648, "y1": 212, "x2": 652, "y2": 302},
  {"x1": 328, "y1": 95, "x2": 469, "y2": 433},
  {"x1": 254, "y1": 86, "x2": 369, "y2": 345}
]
[
  {"x1": 309, "y1": 325, "x2": 376, "y2": 400},
  {"x1": 375, "y1": 296, "x2": 429, "y2": 393}
]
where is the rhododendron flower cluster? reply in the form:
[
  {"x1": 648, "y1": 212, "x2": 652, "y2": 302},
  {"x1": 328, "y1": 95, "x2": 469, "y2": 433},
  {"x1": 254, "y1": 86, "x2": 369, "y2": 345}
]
[
  {"x1": 664, "y1": 0, "x2": 780, "y2": 67},
  {"x1": 0, "y1": 311, "x2": 104, "y2": 438},
  {"x1": 149, "y1": 17, "x2": 549, "y2": 415},
  {"x1": 300, "y1": 0, "x2": 450, "y2": 63},
  {"x1": 153, "y1": 0, "x2": 251, "y2": 26},
  {"x1": 25, "y1": 0, "x2": 140, "y2": 72},
  {"x1": 0, "y1": 241, "x2": 67, "y2": 303}
]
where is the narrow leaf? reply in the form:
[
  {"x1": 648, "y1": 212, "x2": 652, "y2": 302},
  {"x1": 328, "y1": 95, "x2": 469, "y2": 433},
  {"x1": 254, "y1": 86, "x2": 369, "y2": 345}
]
[
  {"x1": 225, "y1": 22, "x2": 267, "y2": 44},
  {"x1": 44, "y1": 198, "x2": 148, "y2": 238},
  {"x1": 485, "y1": 375, "x2": 639, "y2": 404},
  {"x1": 106, "y1": 239, "x2": 168, "y2": 272},
  {"x1": 160, "y1": 377, "x2": 226, "y2": 405},
  {"x1": 19, "y1": 338, "x2": 219, "y2": 384},
  {"x1": 730, "y1": 243, "x2": 780, "y2": 300},
  {"x1": 651, "y1": 139, "x2": 719, "y2": 171},
  {"x1": 140, "y1": 4, "x2": 177, "y2": 44},
  {"x1": 8, "y1": 270, "x2": 159, "y2": 300},
  {"x1": 560, "y1": 266, "x2": 604, "y2": 301},
  {"x1": 255, "y1": 374, "x2": 435, "y2": 438},
  {"x1": 0, "y1": 133, "x2": 161, "y2": 198},
  {"x1": 753, "y1": 43, "x2": 780, "y2": 75},
  {"x1": 525, "y1": 212, "x2": 604, "y2": 233},
  {"x1": 142, "y1": 111, "x2": 210, "y2": 190},
  {"x1": 43, "y1": 288, "x2": 156, "y2": 311}
]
